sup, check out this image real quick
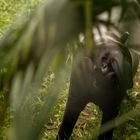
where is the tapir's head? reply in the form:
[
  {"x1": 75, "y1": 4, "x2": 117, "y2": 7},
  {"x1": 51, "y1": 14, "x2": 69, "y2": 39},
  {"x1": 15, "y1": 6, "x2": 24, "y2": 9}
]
[{"x1": 96, "y1": 32, "x2": 139, "y2": 90}]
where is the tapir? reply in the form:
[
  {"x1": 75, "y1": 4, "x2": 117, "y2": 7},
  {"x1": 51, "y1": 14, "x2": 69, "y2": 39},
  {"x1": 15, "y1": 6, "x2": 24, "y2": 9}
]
[{"x1": 57, "y1": 32, "x2": 139, "y2": 140}]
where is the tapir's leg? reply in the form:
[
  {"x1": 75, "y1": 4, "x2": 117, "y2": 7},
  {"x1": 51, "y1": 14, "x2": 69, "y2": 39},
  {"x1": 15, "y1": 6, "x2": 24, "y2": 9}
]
[
  {"x1": 57, "y1": 92, "x2": 88, "y2": 140},
  {"x1": 98, "y1": 103, "x2": 119, "y2": 140}
]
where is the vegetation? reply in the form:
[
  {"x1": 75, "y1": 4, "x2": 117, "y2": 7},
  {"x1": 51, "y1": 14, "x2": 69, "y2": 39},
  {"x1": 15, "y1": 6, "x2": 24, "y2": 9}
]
[
  {"x1": 0, "y1": 0, "x2": 140, "y2": 140},
  {"x1": 0, "y1": 0, "x2": 43, "y2": 37}
]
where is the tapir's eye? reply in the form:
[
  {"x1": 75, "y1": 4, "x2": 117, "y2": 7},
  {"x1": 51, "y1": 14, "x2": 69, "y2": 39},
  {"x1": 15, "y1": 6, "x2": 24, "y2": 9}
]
[
  {"x1": 101, "y1": 52, "x2": 109, "y2": 62},
  {"x1": 102, "y1": 56, "x2": 107, "y2": 61}
]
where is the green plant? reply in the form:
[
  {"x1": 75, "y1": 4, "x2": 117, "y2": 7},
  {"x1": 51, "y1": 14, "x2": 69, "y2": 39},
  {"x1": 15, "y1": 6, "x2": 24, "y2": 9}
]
[{"x1": 0, "y1": 0, "x2": 140, "y2": 140}]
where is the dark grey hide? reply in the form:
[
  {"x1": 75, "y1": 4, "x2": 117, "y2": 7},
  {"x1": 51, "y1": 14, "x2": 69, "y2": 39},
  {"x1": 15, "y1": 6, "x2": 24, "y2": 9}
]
[{"x1": 57, "y1": 34, "x2": 139, "y2": 140}]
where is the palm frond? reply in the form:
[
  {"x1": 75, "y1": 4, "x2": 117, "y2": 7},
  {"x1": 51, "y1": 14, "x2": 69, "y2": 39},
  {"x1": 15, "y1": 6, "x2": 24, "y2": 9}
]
[{"x1": 0, "y1": 0, "x2": 140, "y2": 139}]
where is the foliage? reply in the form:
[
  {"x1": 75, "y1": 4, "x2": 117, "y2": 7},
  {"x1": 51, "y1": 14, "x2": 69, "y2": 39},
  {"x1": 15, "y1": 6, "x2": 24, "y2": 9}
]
[
  {"x1": 113, "y1": 71, "x2": 140, "y2": 140},
  {"x1": 0, "y1": 0, "x2": 44, "y2": 37},
  {"x1": 0, "y1": 0, "x2": 140, "y2": 140}
]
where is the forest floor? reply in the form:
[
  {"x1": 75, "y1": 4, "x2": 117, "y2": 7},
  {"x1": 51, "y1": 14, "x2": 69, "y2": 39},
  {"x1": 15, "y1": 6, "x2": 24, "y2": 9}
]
[
  {"x1": 2, "y1": 67, "x2": 140, "y2": 140},
  {"x1": 41, "y1": 66, "x2": 140, "y2": 140}
]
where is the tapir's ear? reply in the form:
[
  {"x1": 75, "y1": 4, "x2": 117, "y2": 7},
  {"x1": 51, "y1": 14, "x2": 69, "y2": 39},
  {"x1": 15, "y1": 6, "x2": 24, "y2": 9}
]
[{"x1": 119, "y1": 32, "x2": 129, "y2": 44}]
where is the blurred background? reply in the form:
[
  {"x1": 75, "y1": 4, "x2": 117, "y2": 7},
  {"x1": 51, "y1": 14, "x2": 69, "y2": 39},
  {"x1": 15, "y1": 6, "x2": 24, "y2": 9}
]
[{"x1": 0, "y1": 0, "x2": 140, "y2": 139}]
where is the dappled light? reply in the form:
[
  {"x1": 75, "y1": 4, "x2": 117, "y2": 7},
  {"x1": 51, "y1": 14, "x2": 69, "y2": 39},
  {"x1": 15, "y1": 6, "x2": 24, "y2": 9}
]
[{"x1": 0, "y1": 0, "x2": 140, "y2": 140}]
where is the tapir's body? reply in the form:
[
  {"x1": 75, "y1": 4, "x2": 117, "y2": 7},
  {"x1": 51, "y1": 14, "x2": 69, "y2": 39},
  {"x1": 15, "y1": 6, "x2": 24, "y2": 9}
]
[{"x1": 57, "y1": 36, "x2": 139, "y2": 140}]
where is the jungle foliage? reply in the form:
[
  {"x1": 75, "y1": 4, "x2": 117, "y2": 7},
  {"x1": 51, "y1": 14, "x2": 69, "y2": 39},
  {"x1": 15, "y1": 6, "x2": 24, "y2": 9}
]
[{"x1": 0, "y1": 0, "x2": 140, "y2": 140}]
